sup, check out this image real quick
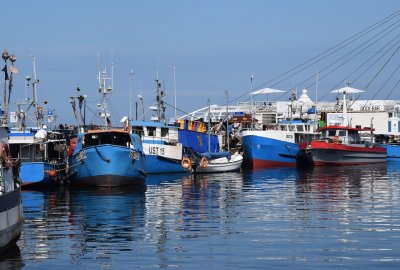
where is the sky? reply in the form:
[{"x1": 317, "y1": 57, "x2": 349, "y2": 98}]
[{"x1": 2, "y1": 0, "x2": 400, "y2": 125}]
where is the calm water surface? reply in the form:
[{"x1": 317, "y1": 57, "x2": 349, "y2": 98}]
[{"x1": 1, "y1": 162, "x2": 400, "y2": 269}]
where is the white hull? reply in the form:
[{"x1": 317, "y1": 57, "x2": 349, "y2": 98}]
[
  {"x1": 195, "y1": 153, "x2": 243, "y2": 173},
  {"x1": 0, "y1": 186, "x2": 24, "y2": 252}
]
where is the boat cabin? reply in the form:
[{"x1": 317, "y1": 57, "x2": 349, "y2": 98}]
[
  {"x1": 131, "y1": 121, "x2": 179, "y2": 145},
  {"x1": 83, "y1": 130, "x2": 133, "y2": 148},
  {"x1": 8, "y1": 130, "x2": 67, "y2": 164},
  {"x1": 315, "y1": 126, "x2": 372, "y2": 145}
]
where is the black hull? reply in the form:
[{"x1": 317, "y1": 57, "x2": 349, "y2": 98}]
[{"x1": 296, "y1": 149, "x2": 314, "y2": 168}]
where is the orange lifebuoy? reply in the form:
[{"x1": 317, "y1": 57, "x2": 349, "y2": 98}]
[
  {"x1": 333, "y1": 136, "x2": 339, "y2": 144},
  {"x1": 181, "y1": 157, "x2": 191, "y2": 169},
  {"x1": 45, "y1": 170, "x2": 57, "y2": 177},
  {"x1": 200, "y1": 156, "x2": 208, "y2": 168}
]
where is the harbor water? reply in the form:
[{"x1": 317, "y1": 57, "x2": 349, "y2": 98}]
[{"x1": 1, "y1": 162, "x2": 400, "y2": 269}]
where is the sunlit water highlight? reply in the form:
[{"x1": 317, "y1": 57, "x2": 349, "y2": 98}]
[{"x1": 1, "y1": 162, "x2": 400, "y2": 269}]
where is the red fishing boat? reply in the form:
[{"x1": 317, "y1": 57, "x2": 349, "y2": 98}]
[
  {"x1": 296, "y1": 86, "x2": 387, "y2": 167},
  {"x1": 296, "y1": 125, "x2": 387, "y2": 166}
]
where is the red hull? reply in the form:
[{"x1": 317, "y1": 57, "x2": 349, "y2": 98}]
[{"x1": 247, "y1": 158, "x2": 295, "y2": 169}]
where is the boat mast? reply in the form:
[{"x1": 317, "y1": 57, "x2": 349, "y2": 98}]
[
  {"x1": 172, "y1": 65, "x2": 177, "y2": 120},
  {"x1": 225, "y1": 91, "x2": 230, "y2": 152},
  {"x1": 29, "y1": 55, "x2": 42, "y2": 129},
  {"x1": 129, "y1": 69, "x2": 135, "y2": 121},
  {"x1": 97, "y1": 62, "x2": 112, "y2": 129},
  {"x1": 208, "y1": 99, "x2": 211, "y2": 153},
  {"x1": 342, "y1": 90, "x2": 348, "y2": 126},
  {"x1": 315, "y1": 70, "x2": 319, "y2": 128},
  {"x1": 154, "y1": 77, "x2": 166, "y2": 123}
]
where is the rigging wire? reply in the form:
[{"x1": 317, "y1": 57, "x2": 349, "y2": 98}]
[
  {"x1": 231, "y1": 9, "x2": 400, "y2": 104},
  {"x1": 384, "y1": 76, "x2": 400, "y2": 100},
  {"x1": 316, "y1": 23, "x2": 400, "y2": 101},
  {"x1": 290, "y1": 19, "x2": 400, "y2": 95}
]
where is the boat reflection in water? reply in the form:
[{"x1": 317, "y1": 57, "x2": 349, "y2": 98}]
[
  {"x1": 15, "y1": 163, "x2": 400, "y2": 269},
  {"x1": 0, "y1": 245, "x2": 23, "y2": 270},
  {"x1": 67, "y1": 186, "x2": 147, "y2": 260}
]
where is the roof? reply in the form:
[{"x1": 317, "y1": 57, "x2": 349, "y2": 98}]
[
  {"x1": 87, "y1": 128, "x2": 128, "y2": 134},
  {"x1": 317, "y1": 125, "x2": 374, "y2": 132}
]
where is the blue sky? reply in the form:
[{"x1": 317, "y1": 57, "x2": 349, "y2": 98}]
[{"x1": 2, "y1": 1, "x2": 400, "y2": 125}]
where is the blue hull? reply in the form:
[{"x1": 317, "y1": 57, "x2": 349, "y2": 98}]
[
  {"x1": 145, "y1": 155, "x2": 188, "y2": 174},
  {"x1": 20, "y1": 162, "x2": 67, "y2": 187},
  {"x1": 69, "y1": 145, "x2": 146, "y2": 187},
  {"x1": 381, "y1": 144, "x2": 400, "y2": 159},
  {"x1": 242, "y1": 135, "x2": 299, "y2": 169}
]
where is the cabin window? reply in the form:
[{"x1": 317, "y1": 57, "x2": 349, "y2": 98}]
[
  {"x1": 328, "y1": 130, "x2": 336, "y2": 137},
  {"x1": 297, "y1": 125, "x2": 304, "y2": 132},
  {"x1": 84, "y1": 132, "x2": 131, "y2": 147},
  {"x1": 161, "y1": 128, "x2": 169, "y2": 137},
  {"x1": 132, "y1": 126, "x2": 144, "y2": 137},
  {"x1": 348, "y1": 130, "x2": 361, "y2": 143},
  {"x1": 148, "y1": 127, "x2": 156, "y2": 137},
  {"x1": 288, "y1": 125, "x2": 295, "y2": 131},
  {"x1": 338, "y1": 130, "x2": 346, "y2": 136},
  {"x1": 280, "y1": 126, "x2": 287, "y2": 131}
]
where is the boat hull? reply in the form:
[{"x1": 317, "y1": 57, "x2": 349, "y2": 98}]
[
  {"x1": 142, "y1": 142, "x2": 188, "y2": 173},
  {"x1": 195, "y1": 154, "x2": 243, "y2": 173},
  {"x1": 380, "y1": 144, "x2": 400, "y2": 159},
  {"x1": 20, "y1": 162, "x2": 67, "y2": 187},
  {"x1": 0, "y1": 188, "x2": 24, "y2": 252},
  {"x1": 297, "y1": 141, "x2": 387, "y2": 166},
  {"x1": 241, "y1": 133, "x2": 298, "y2": 169},
  {"x1": 69, "y1": 145, "x2": 146, "y2": 187},
  {"x1": 145, "y1": 154, "x2": 188, "y2": 173}
]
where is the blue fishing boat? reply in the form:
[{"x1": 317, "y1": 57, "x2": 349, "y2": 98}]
[
  {"x1": 240, "y1": 88, "x2": 316, "y2": 169},
  {"x1": 375, "y1": 136, "x2": 400, "y2": 159},
  {"x1": 241, "y1": 120, "x2": 315, "y2": 168},
  {"x1": 131, "y1": 120, "x2": 188, "y2": 174},
  {"x1": 68, "y1": 129, "x2": 146, "y2": 187},
  {"x1": 8, "y1": 56, "x2": 68, "y2": 187},
  {"x1": 130, "y1": 78, "x2": 188, "y2": 174},
  {"x1": 67, "y1": 64, "x2": 146, "y2": 187},
  {"x1": 374, "y1": 112, "x2": 400, "y2": 160},
  {"x1": 8, "y1": 128, "x2": 68, "y2": 187}
]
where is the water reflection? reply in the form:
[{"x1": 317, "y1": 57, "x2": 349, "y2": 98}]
[
  {"x1": 0, "y1": 245, "x2": 23, "y2": 270},
  {"x1": 143, "y1": 172, "x2": 244, "y2": 266},
  {"x1": 68, "y1": 186, "x2": 146, "y2": 262},
  {"x1": 13, "y1": 165, "x2": 400, "y2": 269}
]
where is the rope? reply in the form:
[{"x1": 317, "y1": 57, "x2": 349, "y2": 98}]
[{"x1": 94, "y1": 146, "x2": 111, "y2": 162}]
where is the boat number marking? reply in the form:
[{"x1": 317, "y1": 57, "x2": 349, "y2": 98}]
[{"x1": 148, "y1": 146, "x2": 166, "y2": 156}]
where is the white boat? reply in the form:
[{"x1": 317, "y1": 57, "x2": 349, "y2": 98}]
[
  {"x1": 194, "y1": 93, "x2": 243, "y2": 173},
  {"x1": 0, "y1": 49, "x2": 24, "y2": 252},
  {"x1": 195, "y1": 152, "x2": 243, "y2": 173},
  {"x1": 0, "y1": 161, "x2": 23, "y2": 252}
]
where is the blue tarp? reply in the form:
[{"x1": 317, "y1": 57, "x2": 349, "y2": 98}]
[
  {"x1": 199, "y1": 151, "x2": 231, "y2": 160},
  {"x1": 178, "y1": 129, "x2": 219, "y2": 153}
]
